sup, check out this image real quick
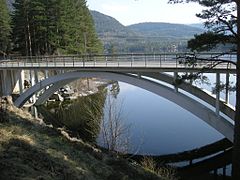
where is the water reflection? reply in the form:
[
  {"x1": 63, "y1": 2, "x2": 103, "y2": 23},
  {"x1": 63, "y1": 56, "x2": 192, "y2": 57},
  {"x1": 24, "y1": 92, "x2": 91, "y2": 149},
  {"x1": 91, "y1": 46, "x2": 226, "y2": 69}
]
[
  {"x1": 34, "y1": 77, "x2": 234, "y2": 179},
  {"x1": 97, "y1": 82, "x2": 134, "y2": 153},
  {"x1": 36, "y1": 80, "x2": 233, "y2": 154},
  {"x1": 37, "y1": 87, "x2": 107, "y2": 142}
]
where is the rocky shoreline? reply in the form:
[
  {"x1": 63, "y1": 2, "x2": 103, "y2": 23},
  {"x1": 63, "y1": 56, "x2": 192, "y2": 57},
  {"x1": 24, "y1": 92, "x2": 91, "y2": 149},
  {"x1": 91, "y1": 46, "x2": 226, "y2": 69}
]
[{"x1": 47, "y1": 78, "x2": 110, "y2": 103}]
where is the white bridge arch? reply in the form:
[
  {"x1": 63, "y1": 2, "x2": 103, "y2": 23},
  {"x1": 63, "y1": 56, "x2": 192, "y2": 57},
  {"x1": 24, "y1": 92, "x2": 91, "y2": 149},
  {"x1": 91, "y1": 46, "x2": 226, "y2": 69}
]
[{"x1": 14, "y1": 71, "x2": 234, "y2": 142}]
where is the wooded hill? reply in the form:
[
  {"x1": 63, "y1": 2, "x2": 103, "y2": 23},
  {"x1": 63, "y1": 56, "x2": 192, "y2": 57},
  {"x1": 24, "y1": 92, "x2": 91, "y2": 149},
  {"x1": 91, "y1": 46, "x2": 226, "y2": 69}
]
[
  {"x1": 91, "y1": 10, "x2": 204, "y2": 53},
  {"x1": 128, "y1": 22, "x2": 203, "y2": 39}
]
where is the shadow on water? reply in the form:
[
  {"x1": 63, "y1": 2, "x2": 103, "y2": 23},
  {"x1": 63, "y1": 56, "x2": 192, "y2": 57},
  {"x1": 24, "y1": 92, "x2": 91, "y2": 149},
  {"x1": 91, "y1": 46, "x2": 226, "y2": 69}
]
[{"x1": 36, "y1": 87, "x2": 107, "y2": 143}]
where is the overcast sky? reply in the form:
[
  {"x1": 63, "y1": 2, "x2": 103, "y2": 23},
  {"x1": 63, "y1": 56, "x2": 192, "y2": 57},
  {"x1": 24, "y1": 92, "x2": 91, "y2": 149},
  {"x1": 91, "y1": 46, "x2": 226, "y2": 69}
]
[{"x1": 87, "y1": 0, "x2": 204, "y2": 25}]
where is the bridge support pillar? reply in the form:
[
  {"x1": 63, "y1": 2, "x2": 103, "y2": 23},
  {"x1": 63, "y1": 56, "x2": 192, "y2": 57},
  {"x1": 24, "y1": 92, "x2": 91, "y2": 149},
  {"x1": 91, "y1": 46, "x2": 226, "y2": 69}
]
[
  {"x1": 34, "y1": 70, "x2": 39, "y2": 84},
  {"x1": 29, "y1": 70, "x2": 36, "y2": 103},
  {"x1": 44, "y1": 70, "x2": 49, "y2": 90},
  {"x1": 30, "y1": 70, "x2": 35, "y2": 87},
  {"x1": 31, "y1": 106, "x2": 38, "y2": 119},
  {"x1": 18, "y1": 70, "x2": 24, "y2": 94},
  {"x1": 1, "y1": 70, "x2": 8, "y2": 96},
  {"x1": 189, "y1": 73, "x2": 194, "y2": 85},
  {"x1": 137, "y1": 73, "x2": 141, "y2": 79},
  {"x1": 225, "y1": 73, "x2": 230, "y2": 104},
  {"x1": 44, "y1": 70, "x2": 49, "y2": 79},
  {"x1": 174, "y1": 72, "x2": 178, "y2": 92},
  {"x1": 215, "y1": 73, "x2": 220, "y2": 116}
]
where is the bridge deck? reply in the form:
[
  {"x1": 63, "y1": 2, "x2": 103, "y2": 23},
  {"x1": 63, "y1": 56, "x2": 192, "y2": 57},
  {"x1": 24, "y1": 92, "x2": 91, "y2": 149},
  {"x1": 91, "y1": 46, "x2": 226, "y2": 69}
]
[{"x1": 0, "y1": 53, "x2": 236, "y2": 73}]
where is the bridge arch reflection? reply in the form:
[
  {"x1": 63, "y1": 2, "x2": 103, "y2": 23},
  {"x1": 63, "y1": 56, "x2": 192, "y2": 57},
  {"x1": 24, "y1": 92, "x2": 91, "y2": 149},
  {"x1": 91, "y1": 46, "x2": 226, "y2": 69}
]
[{"x1": 14, "y1": 71, "x2": 234, "y2": 142}]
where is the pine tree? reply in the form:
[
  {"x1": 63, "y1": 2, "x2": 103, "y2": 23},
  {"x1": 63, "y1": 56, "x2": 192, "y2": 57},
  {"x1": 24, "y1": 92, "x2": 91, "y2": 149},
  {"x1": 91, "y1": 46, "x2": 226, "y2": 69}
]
[
  {"x1": 83, "y1": 5, "x2": 103, "y2": 54},
  {"x1": 58, "y1": 0, "x2": 102, "y2": 54},
  {"x1": 29, "y1": 0, "x2": 47, "y2": 55},
  {"x1": 12, "y1": 0, "x2": 32, "y2": 56},
  {"x1": 0, "y1": 0, "x2": 11, "y2": 57},
  {"x1": 11, "y1": 0, "x2": 102, "y2": 56},
  {"x1": 45, "y1": 0, "x2": 62, "y2": 54},
  {"x1": 12, "y1": 0, "x2": 57, "y2": 55}
]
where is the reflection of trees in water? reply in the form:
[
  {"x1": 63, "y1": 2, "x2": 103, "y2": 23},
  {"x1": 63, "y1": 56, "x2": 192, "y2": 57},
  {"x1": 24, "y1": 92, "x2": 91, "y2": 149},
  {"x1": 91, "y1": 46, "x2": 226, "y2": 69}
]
[
  {"x1": 100, "y1": 95, "x2": 131, "y2": 153},
  {"x1": 109, "y1": 81, "x2": 120, "y2": 98},
  {"x1": 38, "y1": 82, "x2": 131, "y2": 152},
  {"x1": 96, "y1": 82, "x2": 133, "y2": 153},
  {"x1": 38, "y1": 87, "x2": 107, "y2": 143}
]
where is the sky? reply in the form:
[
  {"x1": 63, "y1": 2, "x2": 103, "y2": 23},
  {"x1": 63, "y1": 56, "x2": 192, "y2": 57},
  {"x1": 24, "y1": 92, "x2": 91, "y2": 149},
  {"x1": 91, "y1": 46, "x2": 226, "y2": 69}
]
[{"x1": 87, "y1": 0, "x2": 204, "y2": 25}]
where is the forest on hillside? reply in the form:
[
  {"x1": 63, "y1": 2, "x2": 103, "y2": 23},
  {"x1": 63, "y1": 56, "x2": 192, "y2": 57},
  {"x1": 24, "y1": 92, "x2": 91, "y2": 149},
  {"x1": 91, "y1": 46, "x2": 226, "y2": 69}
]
[
  {"x1": 91, "y1": 9, "x2": 235, "y2": 54},
  {"x1": 1, "y1": 1, "x2": 233, "y2": 56},
  {"x1": 0, "y1": 0, "x2": 102, "y2": 56},
  {"x1": 90, "y1": 11, "x2": 204, "y2": 53}
]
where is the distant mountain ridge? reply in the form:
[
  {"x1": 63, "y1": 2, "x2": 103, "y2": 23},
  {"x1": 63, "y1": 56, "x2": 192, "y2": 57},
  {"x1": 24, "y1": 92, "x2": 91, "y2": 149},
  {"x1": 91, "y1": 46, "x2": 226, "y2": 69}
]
[
  {"x1": 91, "y1": 11, "x2": 136, "y2": 36},
  {"x1": 128, "y1": 22, "x2": 203, "y2": 39},
  {"x1": 90, "y1": 10, "x2": 204, "y2": 53},
  {"x1": 91, "y1": 10, "x2": 203, "y2": 39},
  {"x1": 188, "y1": 23, "x2": 205, "y2": 29}
]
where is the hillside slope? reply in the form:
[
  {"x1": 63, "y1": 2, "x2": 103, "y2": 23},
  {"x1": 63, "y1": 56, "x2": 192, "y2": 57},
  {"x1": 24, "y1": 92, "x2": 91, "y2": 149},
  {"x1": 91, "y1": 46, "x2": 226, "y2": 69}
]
[
  {"x1": 128, "y1": 22, "x2": 203, "y2": 39},
  {"x1": 0, "y1": 97, "x2": 162, "y2": 180},
  {"x1": 91, "y1": 10, "x2": 138, "y2": 37},
  {"x1": 90, "y1": 11, "x2": 204, "y2": 53}
]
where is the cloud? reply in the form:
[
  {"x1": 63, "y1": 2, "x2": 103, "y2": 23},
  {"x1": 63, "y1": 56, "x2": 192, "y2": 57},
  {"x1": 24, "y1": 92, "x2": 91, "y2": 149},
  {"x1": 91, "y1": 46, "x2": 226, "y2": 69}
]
[{"x1": 118, "y1": 82, "x2": 138, "y2": 93}]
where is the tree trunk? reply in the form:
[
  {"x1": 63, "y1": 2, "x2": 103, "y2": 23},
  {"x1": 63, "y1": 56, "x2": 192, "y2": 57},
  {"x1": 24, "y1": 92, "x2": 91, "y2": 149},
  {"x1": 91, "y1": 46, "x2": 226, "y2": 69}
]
[
  {"x1": 232, "y1": 1, "x2": 240, "y2": 179},
  {"x1": 27, "y1": 21, "x2": 32, "y2": 56}
]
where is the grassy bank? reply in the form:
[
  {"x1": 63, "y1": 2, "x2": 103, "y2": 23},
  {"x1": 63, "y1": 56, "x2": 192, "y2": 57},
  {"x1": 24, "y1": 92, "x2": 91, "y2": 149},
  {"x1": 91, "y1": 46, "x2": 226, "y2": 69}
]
[{"x1": 0, "y1": 97, "x2": 163, "y2": 180}]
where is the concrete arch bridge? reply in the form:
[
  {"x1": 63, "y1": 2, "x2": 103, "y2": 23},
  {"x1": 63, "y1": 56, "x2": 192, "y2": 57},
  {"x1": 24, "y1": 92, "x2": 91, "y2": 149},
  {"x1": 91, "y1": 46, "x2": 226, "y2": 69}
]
[{"x1": 0, "y1": 53, "x2": 236, "y2": 142}]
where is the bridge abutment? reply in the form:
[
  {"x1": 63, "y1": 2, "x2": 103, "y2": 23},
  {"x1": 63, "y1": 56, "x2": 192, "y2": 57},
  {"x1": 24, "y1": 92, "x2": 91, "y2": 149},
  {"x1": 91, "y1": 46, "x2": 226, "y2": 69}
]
[{"x1": 0, "y1": 70, "x2": 25, "y2": 96}]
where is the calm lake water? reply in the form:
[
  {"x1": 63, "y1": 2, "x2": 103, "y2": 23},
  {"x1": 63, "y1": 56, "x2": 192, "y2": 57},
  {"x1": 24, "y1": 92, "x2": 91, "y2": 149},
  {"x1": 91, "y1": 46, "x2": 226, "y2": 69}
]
[
  {"x1": 98, "y1": 86, "x2": 220, "y2": 154},
  {"x1": 38, "y1": 72, "x2": 236, "y2": 156}
]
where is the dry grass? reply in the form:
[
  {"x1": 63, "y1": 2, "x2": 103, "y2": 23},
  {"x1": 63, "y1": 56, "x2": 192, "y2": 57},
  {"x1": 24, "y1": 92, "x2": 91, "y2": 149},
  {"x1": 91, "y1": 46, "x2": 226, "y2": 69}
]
[
  {"x1": 141, "y1": 156, "x2": 178, "y2": 180},
  {"x1": 0, "y1": 101, "x2": 163, "y2": 180}
]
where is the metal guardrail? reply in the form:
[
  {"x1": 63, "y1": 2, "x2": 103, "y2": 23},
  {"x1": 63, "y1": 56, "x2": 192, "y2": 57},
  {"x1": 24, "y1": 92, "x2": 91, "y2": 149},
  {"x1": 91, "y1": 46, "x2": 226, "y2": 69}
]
[{"x1": 0, "y1": 53, "x2": 237, "y2": 70}]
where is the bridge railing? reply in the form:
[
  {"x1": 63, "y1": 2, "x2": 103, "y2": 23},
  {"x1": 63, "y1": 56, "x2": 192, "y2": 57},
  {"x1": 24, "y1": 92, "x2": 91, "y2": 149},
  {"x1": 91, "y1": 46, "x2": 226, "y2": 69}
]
[{"x1": 0, "y1": 53, "x2": 236, "y2": 70}]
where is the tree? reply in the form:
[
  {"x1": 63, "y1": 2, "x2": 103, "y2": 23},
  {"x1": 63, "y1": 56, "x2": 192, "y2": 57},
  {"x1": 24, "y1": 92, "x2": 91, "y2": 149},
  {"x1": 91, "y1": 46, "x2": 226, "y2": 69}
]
[
  {"x1": 100, "y1": 92, "x2": 131, "y2": 153},
  {"x1": 56, "y1": 0, "x2": 102, "y2": 54},
  {"x1": 12, "y1": 0, "x2": 33, "y2": 56},
  {"x1": 28, "y1": 0, "x2": 50, "y2": 55},
  {"x1": 169, "y1": 0, "x2": 237, "y2": 51},
  {"x1": 0, "y1": 0, "x2": 11, "y2": 57},
  {"x1": 169, "y1": 0, "x2": 240, "y2": 178},
  {"x1": 11, "y1": 0, "x2": 102, "y2": 55},
  {"x1": 12, "y1": 0, "x2": 63, "y2": 55}
]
